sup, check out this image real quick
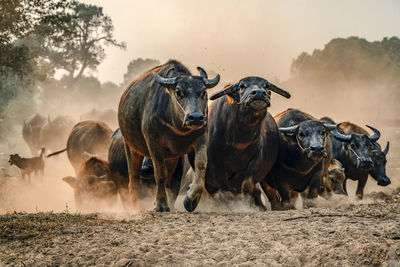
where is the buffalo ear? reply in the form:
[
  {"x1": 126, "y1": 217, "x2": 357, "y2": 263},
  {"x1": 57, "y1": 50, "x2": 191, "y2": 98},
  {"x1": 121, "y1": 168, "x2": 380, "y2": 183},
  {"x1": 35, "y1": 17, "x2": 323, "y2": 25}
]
[
  {"x1": 62, "y1": 176, "x2": 79, "y2": 189},
  {"x1": 210, "y1": 83, "x2": 240, "y2": 102}
]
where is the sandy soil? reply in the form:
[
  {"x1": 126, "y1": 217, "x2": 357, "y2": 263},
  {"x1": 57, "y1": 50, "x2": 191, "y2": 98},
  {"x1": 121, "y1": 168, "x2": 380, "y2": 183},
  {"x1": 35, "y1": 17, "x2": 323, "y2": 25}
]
[{"x1": 0, "y1": 191, "x2": 399, "y2": 266}]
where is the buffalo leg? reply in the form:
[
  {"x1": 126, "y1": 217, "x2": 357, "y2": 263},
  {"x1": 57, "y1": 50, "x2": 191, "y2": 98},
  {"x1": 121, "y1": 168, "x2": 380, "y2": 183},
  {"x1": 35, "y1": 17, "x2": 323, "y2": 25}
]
[
  {"x1": 124, "y1": 143, "x2": 143, "y2": 208},
  {"x1": 252, "y1": 186, "x2": 267, "y2": 211},
  {"x1": 151, "y1": 155, "x2": 171, "y2": 212},
  {"x1": 241, "y1": 176, "x2": 255, "y2": 205},
  {"x1": 166, "y1": 158, "x2": 183, "y2": 209},
  {"x1": 343, "y1": 178, "x2": 348, "y2": 194},
  {"x1": 305, "y1": 172, "x2": 323, "y2": 208},
  {"x1": 355, "y1": 175, "x2": 368, "y2": 200},
  {"x1": 184, "y1": 135, "x2": 207, "y2": 212},
  {"x1": 260, "y1": 182, "x2": 281, "y2": 210}
]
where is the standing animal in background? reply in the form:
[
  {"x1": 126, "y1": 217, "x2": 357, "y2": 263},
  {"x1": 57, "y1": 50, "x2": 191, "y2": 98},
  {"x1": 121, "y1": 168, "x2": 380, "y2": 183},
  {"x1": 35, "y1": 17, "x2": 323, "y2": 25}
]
[
  {"x1": 80, "y1": 108, "x2": 118, "y2": 129},
  {"x1": 23, "y1": 114, "x2": 47, "y2": 156},
  {"x1": 108, "y1": 128, "x2": 184, "y2": 209},
  {"x1": 8, "y1": 147, "x2": 46, "y2": 183},
  {"x1": 62, "y1": 156, "x2": 118, "y2": 209},
  {"x1": 200, "y1": 77, "x2": 290, "y2": 210},
  {"x1": 321, "y1": 117, "x2": 389, "y2": 199},
  {"x1": 47, "y1": 120, "x2": 113, "y2": 174},
  {"x1": 40, "y1": 115, "x2": 75, "y2": 153},
  {"x1": 118, "y1": 60, "x2": 220, "y2": 212},
  {"x1": 264, "y1": 109, "x2": 338, "y2": 209}
]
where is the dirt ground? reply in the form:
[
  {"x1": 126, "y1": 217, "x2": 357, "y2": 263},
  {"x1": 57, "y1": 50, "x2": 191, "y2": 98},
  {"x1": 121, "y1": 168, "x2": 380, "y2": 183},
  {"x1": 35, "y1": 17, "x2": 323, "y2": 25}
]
[{"x1": 0, "y1": 191, "x2": 399, "y2": 266}]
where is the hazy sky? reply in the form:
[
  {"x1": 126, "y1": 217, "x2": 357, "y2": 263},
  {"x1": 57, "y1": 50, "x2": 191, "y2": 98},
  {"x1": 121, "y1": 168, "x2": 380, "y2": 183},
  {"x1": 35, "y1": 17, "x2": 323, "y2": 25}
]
[{"x1": 82, "y1": 0, "x2": 400, "y2": 85}]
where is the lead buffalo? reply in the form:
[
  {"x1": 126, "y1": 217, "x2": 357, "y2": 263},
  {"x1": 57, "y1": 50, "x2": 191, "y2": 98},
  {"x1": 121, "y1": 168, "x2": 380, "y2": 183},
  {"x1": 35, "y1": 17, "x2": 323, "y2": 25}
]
[
  {"x1": 108, "y1": 129, "x2": 183, "y2": 209},
  {"x1": 264, "y1": 109, "x2": 339, "y2": 209},
  {"x1": 199, "y1": 77, "x2": 290, "y2": 210},
  {"x1": 118, "y1": 60, "x2": 220, "y2": 212},
  {"x1": 23, "y1": 114, "x2": 47, "y2": 156},
  {"x1": 48, "y1": 120, "x2": 113, "y2": 174},
  {"x1": 321, "y1": 118, "x2": 389, "y2": 199}
]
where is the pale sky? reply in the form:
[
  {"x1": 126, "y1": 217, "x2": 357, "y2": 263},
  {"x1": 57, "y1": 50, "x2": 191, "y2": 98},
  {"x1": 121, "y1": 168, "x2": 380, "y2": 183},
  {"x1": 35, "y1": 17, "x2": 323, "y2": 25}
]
[{"x1": 82, "y1": 0, "x2": 400, "y2": 85}]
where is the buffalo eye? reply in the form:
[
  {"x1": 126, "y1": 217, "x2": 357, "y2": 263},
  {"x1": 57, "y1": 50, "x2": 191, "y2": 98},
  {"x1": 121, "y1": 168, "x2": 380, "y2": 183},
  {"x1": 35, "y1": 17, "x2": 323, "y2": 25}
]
[
  {"x1": 175, "y1": 89, "x2": 184, "y2": 99},
  {"x1": 351, "y1": 144, "x2": 356, "y2": 149},
  {"x1": 320, "y1": 130, "x2": 326, "y2": 136},
  {"x1": 200, "y1": 90, "x2": 207, "y2": 98},
  {"x1": 263, "y1": 83, "x2": 269, "y2": 89},
  {"x1": 239, "y1": 83, "x2": 246, "y2": 90},
  {"x1": 298, "y1": 132, "x2": 305, "y2": 139},
  {"x1": 330, "y1": 178, "x2": 335, "y2": 183}
]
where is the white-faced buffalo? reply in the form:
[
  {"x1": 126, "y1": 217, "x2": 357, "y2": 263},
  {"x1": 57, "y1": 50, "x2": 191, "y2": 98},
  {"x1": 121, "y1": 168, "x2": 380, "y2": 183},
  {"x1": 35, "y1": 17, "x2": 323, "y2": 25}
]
[
  {"x1": 48, "y1": 120, "x2": 113, "y2": 174},
  {"x1": 63, "y1": 156, "x2": 118, "y2": 209},
  {"x1": 198, "y1": 77, "x2": 290, "y2": 210},
  {"x1": 40, "y1": 115, "x2": 75, "y2": 153},
  {"x1": 118, "y1": 60, "x2": 220, "y2": 212},
  {"x1": 264, "y1": 109, "x2": 337, "y2": 209},
  {"x1": 80, "y1": 108, "x2": 118, "y2": 129},
  {"x1": 108, "y1": 129, "x2": 183, "y2": 209},
  {"x1": 23, "y1": 114, "x2": 47, "y2": 156},
  {"x1": 322, "y1": 118, "x2": 390, "y2": 199}
]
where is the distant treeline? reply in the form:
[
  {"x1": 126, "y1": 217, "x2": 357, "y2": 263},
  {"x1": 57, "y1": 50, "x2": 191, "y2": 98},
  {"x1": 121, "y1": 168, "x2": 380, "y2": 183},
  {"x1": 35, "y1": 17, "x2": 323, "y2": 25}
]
[{"x1": 290, "y1": 36, "x2": 400, "y2": 89}]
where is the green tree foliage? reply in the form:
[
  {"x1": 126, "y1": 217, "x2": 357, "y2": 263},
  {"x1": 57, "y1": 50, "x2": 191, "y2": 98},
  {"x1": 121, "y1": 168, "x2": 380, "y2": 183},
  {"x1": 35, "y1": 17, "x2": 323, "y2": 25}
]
[{"x1": 122, "y1": 58, "x2": 160, "y2": 87}]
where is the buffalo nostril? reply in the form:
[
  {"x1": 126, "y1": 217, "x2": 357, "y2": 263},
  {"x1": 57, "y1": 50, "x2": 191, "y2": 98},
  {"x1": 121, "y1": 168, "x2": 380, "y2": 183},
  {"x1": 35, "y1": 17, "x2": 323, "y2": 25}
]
[
  {"x1": 262, "y1": 91, "x2": 267, "y2": 96},
  {"x1": 311, "y1": 145, "x2": 323, "y2": 151},
  {"x1": 251, "y1": 91, "x2": 257, "y2": 95},
  {"x1": 188, "y1": 115, "x2": 194, "y2": 120}
]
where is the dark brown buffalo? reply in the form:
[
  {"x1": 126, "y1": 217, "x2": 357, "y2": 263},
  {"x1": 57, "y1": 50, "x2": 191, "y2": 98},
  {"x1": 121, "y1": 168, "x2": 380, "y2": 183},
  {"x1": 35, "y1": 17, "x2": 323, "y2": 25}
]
[
  {"x1": 118, "y1": 60, "x2": 220, "y2": 212},
  {"x1": 48, "y1": 120, "x2": 113, "y2": 174},
  {"x1": 199, "y1": 77, "x2": 290, "y2": 210},
  {"x1": 23, "y1": 114, "x2": 47, "y2": 156},
  {"x1": 264, "y1": 109, "x2": 338, "y2": 209},
  {"x1": 63, "y1": 156, "x2": 117, "y2": 209},
  {"x1": 80, "y1": 108, "x2": 118, "y2": 129},
  {"x1": 40, "y1": 115, "x2": 75, "y2": 153},
  {"x1": 325, "y1": 119, "x2": 390, "y2": 199},
  {"x1": 108, "y1": 128, "x2": 183, "y2": 209}
]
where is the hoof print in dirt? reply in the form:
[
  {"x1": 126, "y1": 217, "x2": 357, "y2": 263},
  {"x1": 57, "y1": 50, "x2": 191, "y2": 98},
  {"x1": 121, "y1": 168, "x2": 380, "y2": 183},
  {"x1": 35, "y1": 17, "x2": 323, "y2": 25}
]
[{"x1": 184, "y1": 196, "x2": 199, "y2": 212}]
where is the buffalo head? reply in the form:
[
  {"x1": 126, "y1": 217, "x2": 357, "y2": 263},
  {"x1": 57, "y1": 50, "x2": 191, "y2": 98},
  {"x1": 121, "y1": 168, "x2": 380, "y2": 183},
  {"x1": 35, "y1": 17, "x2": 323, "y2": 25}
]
[
  {"x1": 279, "y1": 121, "x2": 336, "y2": 161},
  {"x1": 369, "y1": 141, "x2": 391, "y2": 186},
  {"x1": 210, "y1": 77, "x2": 290, "y2": 111},
  {"x1": 332, "y1": 125, "x2": 380, "y2": 170},
  {"x1": 153, "y1": 67, "x2": 220, "y2": 130}
]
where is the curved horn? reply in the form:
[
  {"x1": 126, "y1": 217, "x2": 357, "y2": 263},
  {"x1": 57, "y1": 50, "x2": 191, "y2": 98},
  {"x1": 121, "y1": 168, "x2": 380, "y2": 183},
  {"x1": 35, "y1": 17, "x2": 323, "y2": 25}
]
[
  {"x1": 153, "y1": 71, "x2": 177, "y2": 87},
  {"x1": 197, "y1": 66, "x2": 208, "y2": 78},
  {"x1": 366, "y1": 125, "x2": 380, "y2": 141},
  {"x1": 268, "y1": 82, "x2": 291, "y2": 99},
  {"x1": 383, "y1": 141, "x2": 389, "y2": 155},
  {"x1": 331, "y1": 125, "x2": 351, "y2": 142},
  {"x1": 210, "y1": 83, "x2": 237, "y2": 100},
  {"x1": 279, "y1": 124, "x2": 299, "y2": 134},
  {"x1": 166, "y1": 67, "x2": 175, "y2": 78},
  {"x1": 203, "y1": 74, "x2": 220, "y2": 89},
  {"x1": 323, "y1": 123, "x2": 337, "y2": 131}
]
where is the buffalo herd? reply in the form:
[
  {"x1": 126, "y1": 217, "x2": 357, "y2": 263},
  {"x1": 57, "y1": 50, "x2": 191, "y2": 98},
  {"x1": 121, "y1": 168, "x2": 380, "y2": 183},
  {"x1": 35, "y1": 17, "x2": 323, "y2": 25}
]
[{"x1": 15, "y1": 60, "x2": 391, "y2": 212}]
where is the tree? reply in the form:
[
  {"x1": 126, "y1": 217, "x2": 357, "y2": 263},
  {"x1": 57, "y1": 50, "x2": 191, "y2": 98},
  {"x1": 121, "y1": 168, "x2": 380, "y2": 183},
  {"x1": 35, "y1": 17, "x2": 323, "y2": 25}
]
[
  {"x1": 34, "y1": 1, "x2": 126, "y2": 86},
  {"x1": 122, "y1": 58, "x2": 160, "y2": 87}
]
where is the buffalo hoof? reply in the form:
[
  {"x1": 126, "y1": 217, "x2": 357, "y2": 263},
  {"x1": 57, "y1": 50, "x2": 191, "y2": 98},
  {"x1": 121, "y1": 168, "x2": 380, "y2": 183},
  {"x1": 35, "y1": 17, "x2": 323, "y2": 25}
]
[
  {"x1": 184, "y1": 196, "x2": 198, "y2": 212},
  {"x1": 154, "y1": 203, "x2": 170, "y2": 212}
]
